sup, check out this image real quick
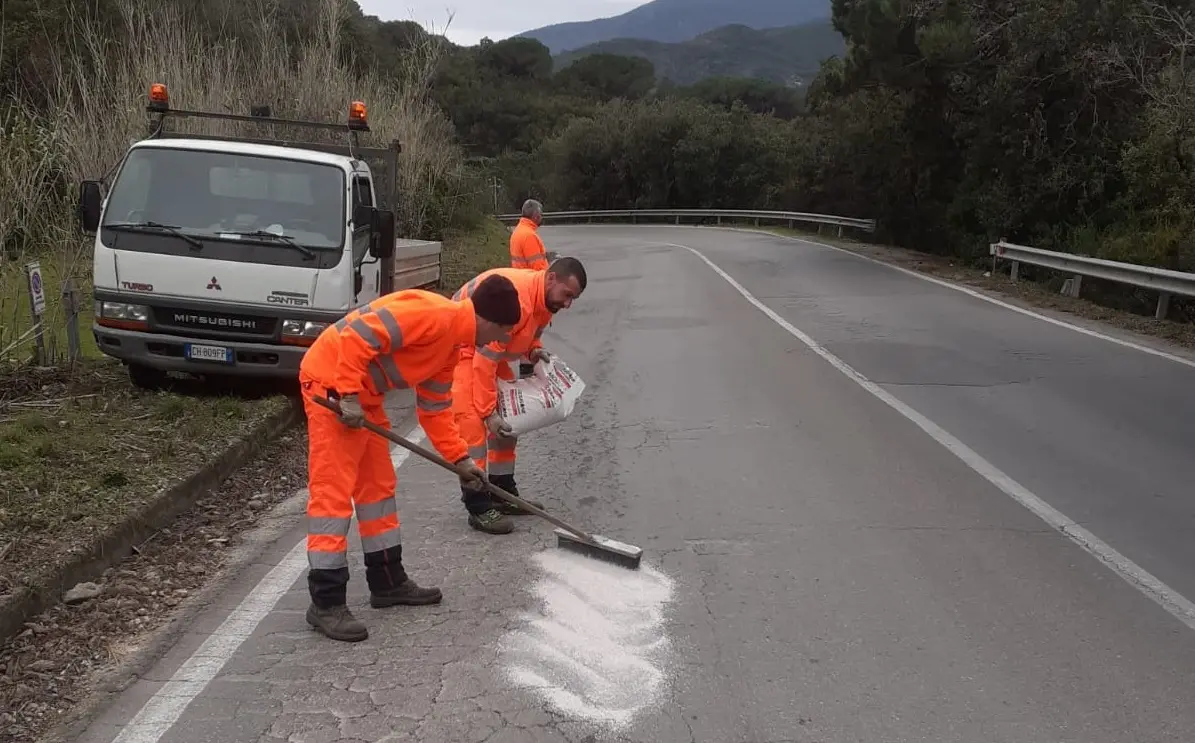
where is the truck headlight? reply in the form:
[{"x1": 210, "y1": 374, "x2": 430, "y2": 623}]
[
  {"x1": 96, "y1": 301, "x2": 150, "y2": 326},
  {"x1": 281, "y1": 319, "x2": 328, "y2": 345}
]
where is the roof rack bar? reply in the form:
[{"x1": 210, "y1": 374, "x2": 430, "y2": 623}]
[
  {"x1": 146, "y1": 131, "x2": 400, "y2": 160},
  {"x1": 148, "y1": 107, "x2": 369, "y2": 133}
]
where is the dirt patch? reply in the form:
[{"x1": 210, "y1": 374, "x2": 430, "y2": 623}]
[
  {"x1": 764, "y1": 227, "x2": 1195, "y2": 351},
  {"x1": 0, "y1": 420, "x2": 310, "y2": 743},
  {"x1": 0, "y1": 359, "x2": 293, "y2": 614}
]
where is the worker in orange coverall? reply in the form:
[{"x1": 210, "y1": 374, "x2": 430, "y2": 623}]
[
  {"x1": 510, "y1": 199, "x2": 553, "y2": 376},
  {"x1": 450, "y1": 257, "x2": 587, "y2": 535},
  {"x1": 297, "y1": 276, "x2": 522, "y2": 642},
  {"x1": 510, "y1": 199, "x2": 550, "y2": 271}
]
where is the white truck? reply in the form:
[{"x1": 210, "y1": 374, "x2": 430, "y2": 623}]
[{"x1": 77, "y1": 83, "x2": 415, "y2": 388}]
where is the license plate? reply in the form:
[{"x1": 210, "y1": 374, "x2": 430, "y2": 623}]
[{"x1": 185, "y1": 343, "x2": 233, "y2": 364}]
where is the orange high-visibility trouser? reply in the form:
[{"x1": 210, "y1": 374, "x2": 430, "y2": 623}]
[
  {"x1": 301, "y1": 378, "x2": 400, "y2": 604},
  {"x1": 452, "y1": 360, "x2": 518, "y2": 478}
]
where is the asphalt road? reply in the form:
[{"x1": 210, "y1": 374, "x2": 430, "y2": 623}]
[{"x1": 72, "y1": 225, "x2": 1195, "y2": 743}]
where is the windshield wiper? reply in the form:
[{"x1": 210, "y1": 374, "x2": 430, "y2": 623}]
[
  {"x1": 224, "y1": 230, "x2": 315, "y2": 258},
  {"x1": 106, "y1": 221, "x2": 204, "y2": 250}
]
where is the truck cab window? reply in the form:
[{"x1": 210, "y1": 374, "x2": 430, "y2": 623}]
[{"x1": 102, "y1": 147, "x2": 347, "y2": 251}]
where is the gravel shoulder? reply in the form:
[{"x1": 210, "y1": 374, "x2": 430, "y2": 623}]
[
  {"x1": 0, "y1": 410, "x2": 309, "y2": 743},
  {"x1": 0, "y1": 360, "x2": 292, "y2": 609},
  {"x1": 0, "y1": 358, "x2": 297, "y2": 743}
]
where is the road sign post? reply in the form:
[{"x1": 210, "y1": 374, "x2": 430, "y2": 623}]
[{"x1": 26, "y1": 261, "x2": 46, "y2": 365}]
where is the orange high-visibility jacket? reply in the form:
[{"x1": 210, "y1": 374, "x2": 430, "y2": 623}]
[
  {"x1": 300, "y1": 289, "x2": 477, "y2": 463},
  {"x1": 510, "y1": 218, "x2": 549, "y2": 270},
  {"x1": 453, "y1": 267, "x2": 553, "y2": 419}
]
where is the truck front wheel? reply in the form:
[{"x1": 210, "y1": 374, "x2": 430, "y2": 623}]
[{"x1": 128, "y1": 363, "x2": 168, "y2": 391}]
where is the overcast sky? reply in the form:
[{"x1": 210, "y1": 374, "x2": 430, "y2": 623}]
[{"x1": 356, "y1": 0, "x2": 644, "y2": 46}]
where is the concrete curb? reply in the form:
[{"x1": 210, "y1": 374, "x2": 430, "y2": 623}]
[{"x1": 0, "y1": 396, "x2": 304, "y2": 646}]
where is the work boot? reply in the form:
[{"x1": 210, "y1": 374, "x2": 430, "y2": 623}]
[
  {"x1": 370, "y1": 578, "x2": 443, "y2": 608},
  {"x1": 489, "y1": 474, "x2": 542, "y2": 515},
  {"x1": 305, "y1": 603, "x2": 368, "y2": 642},
  {"x1": 469, "y1": 507, "x2": 515, "y2": 534}
]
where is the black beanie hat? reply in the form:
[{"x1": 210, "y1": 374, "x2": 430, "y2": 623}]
[{"x1": 470, "y1": 274, "x2": 522, "y2": 326}]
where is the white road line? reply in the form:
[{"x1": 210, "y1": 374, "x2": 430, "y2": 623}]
[
  {"x1": 110, "y1": 425, "x2": 427, "y2": 743},
  {"x1": 664, "y1": 240, "x2": 1195, "y2": 634},
  {"x1": 702, "y1": 224, "x2": 1195, "y2": 370}
]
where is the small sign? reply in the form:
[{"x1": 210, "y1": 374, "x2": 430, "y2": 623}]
[{"x1": 26, "y1": 262, "x2": 46, "y2": 316}]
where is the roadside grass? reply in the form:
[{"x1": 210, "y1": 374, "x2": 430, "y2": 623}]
[
  {"x1": 436, "y1": 217, "x2": 513, "y2": 295},
  {"x1": 757, "y1": 224, "x2": 1195, "y2": 352},
  {"x1": 0, "y1": 359, "x2": 292, "y2": 608},
  {"x1": 0, "y1": 252, "x2": 99, "y2": 363}
]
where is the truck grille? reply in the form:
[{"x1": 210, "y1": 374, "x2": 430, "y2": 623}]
[{"x1": 151, "y1": 305, "x2": 277, "y2": 339}]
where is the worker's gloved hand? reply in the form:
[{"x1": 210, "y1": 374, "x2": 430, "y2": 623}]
[
  {"x1": 336, "y1": 394, "x2": 365, "y2": 428},
  {"x1": 528, "y1": 347, "x2": 552, "y2": 364},
  {"x1": 454, "y1": 458, "x2": 487, "y2": 489},
  {"x1": 485, "y1": 411, "x2": 514, "y2": 439}
]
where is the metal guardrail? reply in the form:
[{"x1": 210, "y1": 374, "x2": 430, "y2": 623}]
[
  {"x1": 990, "y1": 240, "x2": 1195, "y2": 320},
  {"x1": 496, "y1": 209, "x2": 877, "y2": 235},
  {"x1": 393, "y1": 239, "x2": 442, "y2": 290}
]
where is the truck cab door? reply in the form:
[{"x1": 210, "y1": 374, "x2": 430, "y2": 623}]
[{"x1": 350, "y1": 175, "x2": 382, "y2": 305}]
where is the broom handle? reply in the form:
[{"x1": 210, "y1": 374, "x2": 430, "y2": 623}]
[{"x1": 311, "y1": 395, "x2": 599, "y2": 545}]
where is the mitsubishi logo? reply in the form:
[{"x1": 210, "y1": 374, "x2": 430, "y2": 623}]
[{"x1": 207, "y1": 276, "x2": 222, "y2": 290}]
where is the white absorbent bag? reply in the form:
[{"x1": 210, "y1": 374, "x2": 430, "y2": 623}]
[{"x1": 495, "y1": 355, "x2": 586, "y2": 437}]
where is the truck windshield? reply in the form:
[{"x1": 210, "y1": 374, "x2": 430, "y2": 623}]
[{"x1": 102, "y1": 146, "x2": 346, "y2": 250}]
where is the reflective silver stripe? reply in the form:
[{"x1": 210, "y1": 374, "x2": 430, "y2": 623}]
[
  {"x1": 348, "y1": 318, "x2": 383, "y2": 349},
  {"x1": 355, "y1": 498, "x2": 396, "y2": 523},
  {"x1": 468, "y1": 445, "x2": 488, "y2": 460},
  {"x1": 308, "y1": 551, "x2": 349, "y2": 570},
  {"x1": 361, "y1": 529, "x2": 402, "y2": 553},
  {"x1": 419, "y1": 379, "x2": 452, "y2": 394},
  {"x1": 489, "y1": 435, "x2": 517, "y2": 451},
  {"x1": 367, "y1": 362, "x2": 388, "y2": 392},
  {"x1": 488, "y1": 460, "x2": 515, "y2": 475},
  {"x1": 375, "y1": 307, "x2": 403, "y2": 347},
  {"x1": 378, "y1": 354, "x2": 406, "y2": 387},
  {"x1": 308, "y1": 516, "x2": 352, "y2": 535},
  {"x1": 334, "y1": 304, "x2": 372, "y2": 332},
  {"x1": 515, "y1": 253, "x2": 546, "y2": 264},
  {"x1": 417, "y1": 394, "x2": 451, "y2": 412}
]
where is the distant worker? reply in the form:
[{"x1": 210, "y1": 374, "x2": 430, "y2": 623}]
[
  {"x1": 298, "y1": 278, "x2": 522, "y2": 642},
  {"x1": 510, "y1": 199, "x2": 550, "y2": 271},
  {"x1": 450, "y1": 257, "x2": 588, "y2": 534}
]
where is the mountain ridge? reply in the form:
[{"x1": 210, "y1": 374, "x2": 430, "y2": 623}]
[
  {"x1": 553, "y1": 20, "x2": 844, "y2": 87},
  {"x1": 517, "y1": 0, "x2": 831, "y2": 54}
]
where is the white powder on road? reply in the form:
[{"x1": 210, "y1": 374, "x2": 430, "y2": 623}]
[{"x1": 498, "y1": 549, "x2": 676, "y2": 729}]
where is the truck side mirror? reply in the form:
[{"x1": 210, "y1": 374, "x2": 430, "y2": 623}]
[
  {"x1": 372, "y1": 209, "x2": 395, "y2": 259},
  {"x1": 79, "y1": 181, "x2": 103, "y2": 233}
]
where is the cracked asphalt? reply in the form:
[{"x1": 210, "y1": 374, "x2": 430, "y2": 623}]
[{"x1": 72, "y1": 225, "x2": 1195, "y2": 742}]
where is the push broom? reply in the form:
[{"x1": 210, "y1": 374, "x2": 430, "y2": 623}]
[{"x1": 312, "y1": 395, "x2": 643, "y2": 570}]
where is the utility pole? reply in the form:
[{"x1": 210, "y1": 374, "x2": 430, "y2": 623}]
[{"x1": 488, "y1": 176, "x2": 503, "y2": 213}]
